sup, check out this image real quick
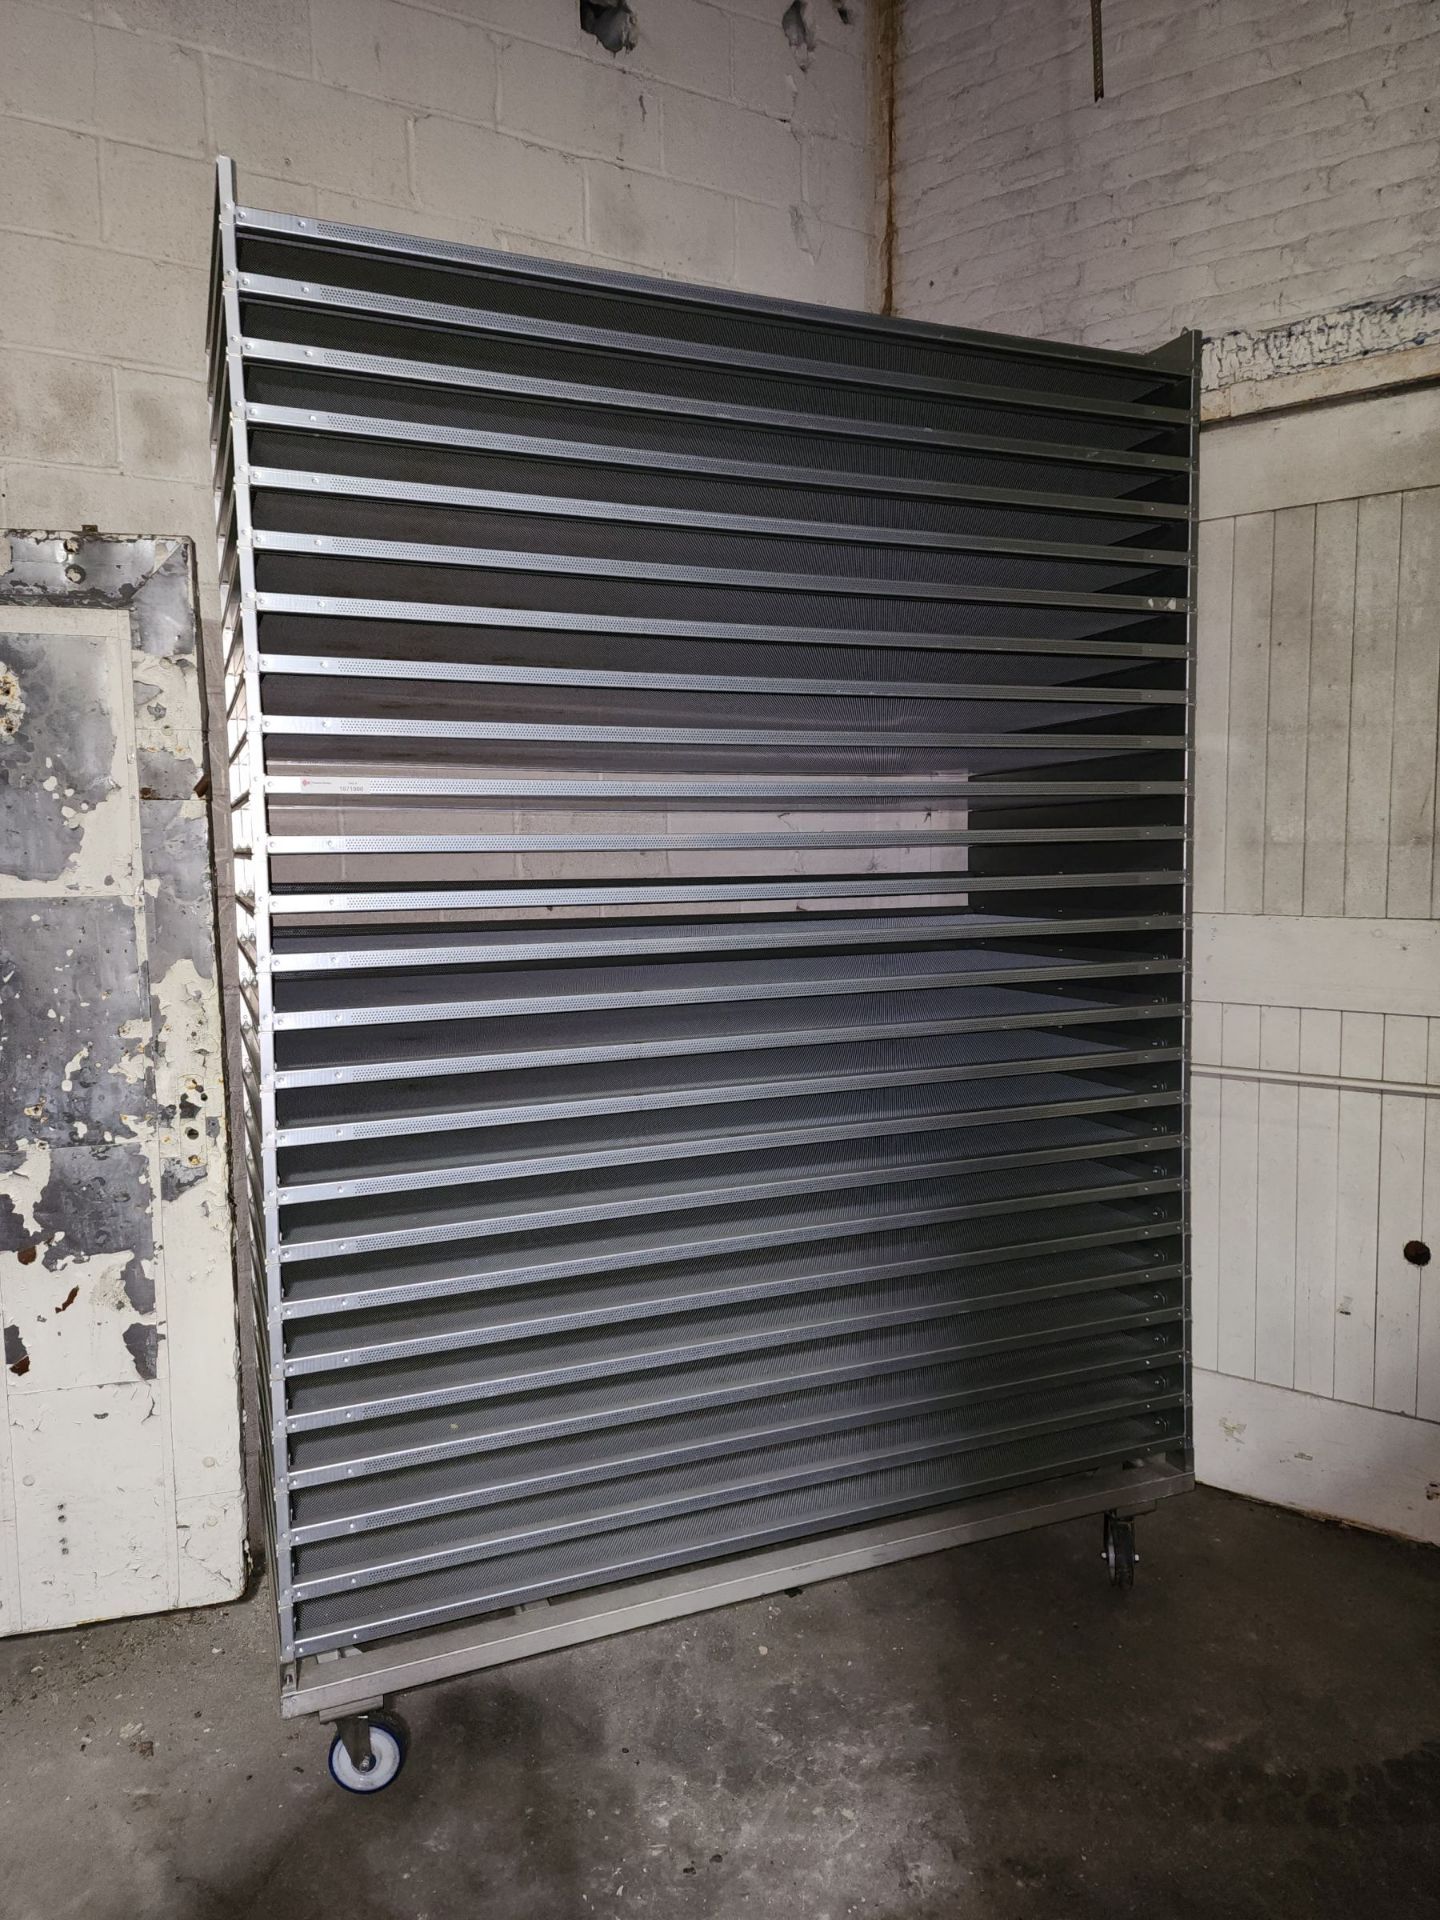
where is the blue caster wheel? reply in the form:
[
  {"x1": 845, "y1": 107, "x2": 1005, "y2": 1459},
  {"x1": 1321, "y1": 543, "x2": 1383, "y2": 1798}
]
[{"x1": 327, "y1": 1713, "x2": 407, "y2": 1793}]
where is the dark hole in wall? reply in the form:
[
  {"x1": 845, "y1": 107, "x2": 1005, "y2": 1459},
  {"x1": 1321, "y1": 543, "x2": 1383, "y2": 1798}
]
[
  {"x1": 783, "y1": 2, "x2": 852, "y2": 69},
  {"x1": 782, "y1": 0, "x2": 817, "y2": 57},
  {"x1": 579, "y1": 1, "x2": 637, "y2": 54}
]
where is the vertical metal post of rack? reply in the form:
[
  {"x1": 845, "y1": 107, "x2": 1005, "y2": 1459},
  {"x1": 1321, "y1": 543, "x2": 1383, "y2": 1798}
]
[{"x1": 208, "y1": 159, "x2": 296, "y2": 1662}]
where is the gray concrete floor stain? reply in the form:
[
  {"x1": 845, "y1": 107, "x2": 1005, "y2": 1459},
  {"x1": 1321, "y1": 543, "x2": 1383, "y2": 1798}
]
[{"x1": 1, "y1": 1488, "x2": 1437, "y2": 1919}]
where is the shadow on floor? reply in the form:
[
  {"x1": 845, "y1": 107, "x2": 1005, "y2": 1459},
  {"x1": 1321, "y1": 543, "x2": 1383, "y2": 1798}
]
[{"x1": 2, "y1": 1487, "x2": 1437, "y2": 1920}]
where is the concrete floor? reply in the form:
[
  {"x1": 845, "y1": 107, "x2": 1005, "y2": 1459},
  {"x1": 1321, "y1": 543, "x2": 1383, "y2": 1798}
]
[{"x1": 2, "y1": 1487, "x2": 1437, "y2": 1920}]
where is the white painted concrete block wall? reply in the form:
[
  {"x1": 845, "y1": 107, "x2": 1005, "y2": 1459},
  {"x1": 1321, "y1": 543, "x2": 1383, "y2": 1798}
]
[
  {"x1": 894, "y1": 0, "x2": 1440, "y2": 352},
  {"x1": 0, "y1": 0, "x2": 880, "y2": 595}
]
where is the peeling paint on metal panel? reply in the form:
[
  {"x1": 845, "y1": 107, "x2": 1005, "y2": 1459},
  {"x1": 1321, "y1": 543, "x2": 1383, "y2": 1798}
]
[
  {"x1": 0, "y1": 900, "x2": 150, "y2": 1142},
  {"x1": 0, "y1": 1138, "x2": 160, "y2": 1381},
  {"x1": 143, "y1": 810, "x2": 217, "y2": 984},
  {"x1": 109, "y1": 1019, "x2": 151, "y2": 1086},
  {"x1": 0, "y1": 1140, "x2": 51, "y2": 1241},
  {"x1": 131, "y1": 652, "x2": 205, "y2": 773},
  {"x1": 0, "y1": 631, "x2": 123, "y2": 886},
  {"x1": 122, "y1": 1322, "x2": 161, "y2": 1381},
  {"x1": 159, "y1": 1159, "x2": 208, "y2": 1204},
  {"x1": 126, "y1": 544, "x2": 198, "y2": 661},
  {"x1": 2, "y1": 1244, "x2": 153, "y2": 1392},
  {"x1": 0, "y1": 539, "x2": 243, "y2": 1634},
  {"x1": 18, "y1": 1140, "x2": 155, "y2": 1271}
]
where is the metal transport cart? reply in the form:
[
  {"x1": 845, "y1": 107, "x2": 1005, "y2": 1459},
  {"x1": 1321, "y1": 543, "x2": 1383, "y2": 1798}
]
[{"x1": 207, "y1": 158, "x2": 1197, "y2": 1792}]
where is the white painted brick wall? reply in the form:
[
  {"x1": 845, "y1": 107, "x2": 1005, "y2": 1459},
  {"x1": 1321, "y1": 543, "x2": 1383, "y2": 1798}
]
[
  {"x1": 0, "y1": 0, "x2": 880, "y2": 576},
  {"x1": 894, "y1": 0, "x2": 1440, "y2": 351}
]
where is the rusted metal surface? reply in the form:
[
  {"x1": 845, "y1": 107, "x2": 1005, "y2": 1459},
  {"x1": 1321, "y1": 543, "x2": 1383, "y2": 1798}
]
[
  {"x1": 1090, "y1": 0, "x2": 1104, "y2": 100},
  {"x1": 0, "y1": 532, "x2": 243, "y2": 1634}
]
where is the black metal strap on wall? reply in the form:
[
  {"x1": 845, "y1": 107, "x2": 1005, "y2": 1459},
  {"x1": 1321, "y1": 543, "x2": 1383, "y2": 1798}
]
[{"x1": 209, "y1": 161, "x2": 1196, "y2": 1663}]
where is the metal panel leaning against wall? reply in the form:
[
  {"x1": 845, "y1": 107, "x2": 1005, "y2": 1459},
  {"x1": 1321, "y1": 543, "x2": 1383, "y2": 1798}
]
[
  {"x1": 0, "y1": 532, "x2": 245, "y2": 1633},
  {"x1": 1190, "y1": 364, "x2": 1440, "y2": 1545}
]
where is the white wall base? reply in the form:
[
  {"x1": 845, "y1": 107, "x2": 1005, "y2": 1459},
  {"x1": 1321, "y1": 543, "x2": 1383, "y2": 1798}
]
[{"x1": 1194, "y1": 1370, "x2": 1440, "y2": 1546}]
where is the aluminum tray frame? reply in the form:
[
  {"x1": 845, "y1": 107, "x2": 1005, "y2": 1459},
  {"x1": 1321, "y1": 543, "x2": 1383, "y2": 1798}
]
[{"x1": 206, "y1": 157, "x2": 1197, "y2": 1739}]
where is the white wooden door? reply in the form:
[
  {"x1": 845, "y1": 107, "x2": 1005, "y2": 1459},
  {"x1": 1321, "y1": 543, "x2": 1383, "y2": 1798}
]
[{"x1": 1191, "y1": 387, "x2": 1440, "y2": 1543}]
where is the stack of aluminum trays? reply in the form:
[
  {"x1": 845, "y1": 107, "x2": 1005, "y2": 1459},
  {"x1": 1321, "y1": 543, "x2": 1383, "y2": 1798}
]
[{"x1": 208, "y1": 161, "x2": 1196, "y2": 1665}]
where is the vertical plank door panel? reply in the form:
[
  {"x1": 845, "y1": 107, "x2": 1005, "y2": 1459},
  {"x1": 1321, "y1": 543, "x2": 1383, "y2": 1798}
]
[
  {"x1": 1217, "y1": 1003, "x2": 1262, "y2": 1379},
  {"x1": 1302, "y1": 499, "x2": 1357, "y2": 919},
  {"x1": 1344, "y1": 493, "x2": 1401, "y2": 918},
  {"x1": 1225, "y1": 515, "x2": 1274, "y2": 916},
  {"x1": 1190, "y1": 999, "x2": 1225, "y2": 1373},
  {"x1": 1255, "y1": 1005, "x2": 1301, "y2": 1385},
  {"x1": 1193, "y1": 518, "x2": 1235, "y2": 916},
  {"x1": 1294, "y1": 1007, "x2": 1343, "y2": 1397},
  {"x1": 1374, "y1": 1092, "x2": 1426, "y2": 1415},
  {"x1": 1416, "y1": 1085, "x2": 1440, "y2": 1423},
  {"x1": 1262, "y1": 508, "x2": 1314, "y2": 916},
  {"x1": 1388, "y1": 489, "x2": 1440, "y2": 920},
  {"x1": 1333, "y1": 1008, "x2": 1386, "y2": 1407}
]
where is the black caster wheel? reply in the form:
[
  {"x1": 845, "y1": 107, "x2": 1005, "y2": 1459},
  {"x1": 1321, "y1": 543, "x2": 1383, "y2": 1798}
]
[
  {"x1": 1103, "y1": 1513, "x2": 1137, "y2": 1589},
  {"x1": 327, "y1": 1713, "x2": 408, "y2": 1793}
]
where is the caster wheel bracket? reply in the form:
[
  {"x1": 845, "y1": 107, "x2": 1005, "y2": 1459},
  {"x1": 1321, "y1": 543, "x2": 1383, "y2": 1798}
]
[{"x1": 340, "y1": 1714, "x2": 376, "y2": 1773}]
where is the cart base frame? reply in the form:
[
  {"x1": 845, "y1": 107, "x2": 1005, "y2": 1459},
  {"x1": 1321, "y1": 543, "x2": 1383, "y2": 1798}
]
[{"x1": 284, "y1": 1456, "x2": 1192, "y2": 1723}]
